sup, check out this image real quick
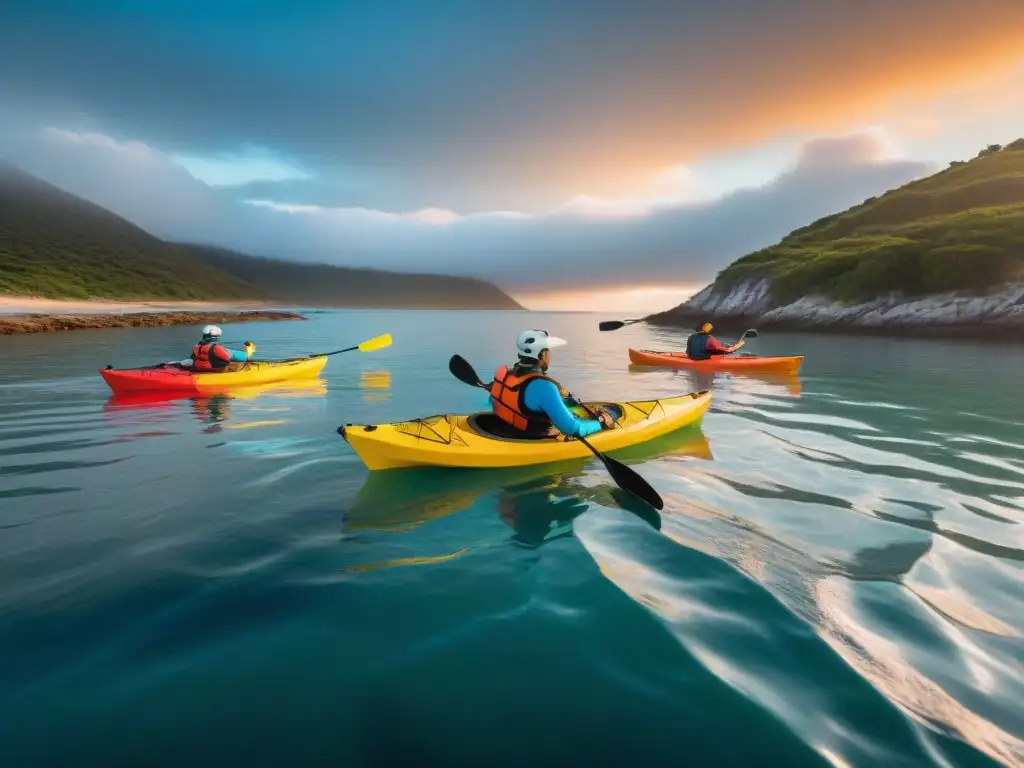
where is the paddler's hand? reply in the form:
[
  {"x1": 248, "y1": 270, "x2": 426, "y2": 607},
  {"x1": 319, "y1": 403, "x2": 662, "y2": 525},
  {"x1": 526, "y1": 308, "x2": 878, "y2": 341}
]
[
  {"x1": 244, "y1": 341, "x2": 256, "y2": 358},
  {"x1": 596, "y1": 408, "x2": 614, "y2": 429}
]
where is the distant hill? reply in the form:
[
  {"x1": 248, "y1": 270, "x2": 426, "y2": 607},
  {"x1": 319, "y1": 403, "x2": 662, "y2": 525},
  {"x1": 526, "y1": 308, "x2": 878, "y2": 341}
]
[
  {"x1": 0, "y1": 163, "x2": 257, "y2": 301},
  {"x1": 190, "y1": 246, "x2": 523, "y2": 310},
  {"x1": 709, "y1": 139, "x2": 1024, "y2": 304},
  {"x1": 0, "y1": 163, "x2": 523, "y2": 309}
]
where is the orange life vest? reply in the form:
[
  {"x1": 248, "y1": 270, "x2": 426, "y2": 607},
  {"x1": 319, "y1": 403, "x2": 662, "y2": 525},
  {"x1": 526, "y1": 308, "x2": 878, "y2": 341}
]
[
  {"x1": 487, "y1": 365, "x2": 562, "y2": 433},
  {"x1": 191, "y1": 342, "x2": 230, "y2": 371}
]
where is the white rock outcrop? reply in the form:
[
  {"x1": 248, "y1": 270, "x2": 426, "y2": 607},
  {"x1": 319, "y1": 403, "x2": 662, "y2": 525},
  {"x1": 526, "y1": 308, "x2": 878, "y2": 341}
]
[
  {"x1": 650, "y1": 279, "x2": 1024, "y2": 335},
  {"x1": 679, "y1": 278, "x2": 774, "y2": 318}
]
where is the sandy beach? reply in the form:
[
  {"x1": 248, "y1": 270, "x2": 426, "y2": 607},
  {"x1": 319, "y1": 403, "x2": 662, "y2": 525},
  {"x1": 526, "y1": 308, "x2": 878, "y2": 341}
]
[
  {"x1": 0, "y1": 296, "x2": 283, "y2": 316},
  {"x1": 0, "y1": 307, "x2": 306, "y2": 335}
]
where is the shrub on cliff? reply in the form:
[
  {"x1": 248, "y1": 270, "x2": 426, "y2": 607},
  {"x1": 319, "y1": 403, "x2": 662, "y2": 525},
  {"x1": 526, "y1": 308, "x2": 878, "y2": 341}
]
[
  {"x1": 711, "y1": 141, "x2": 1024, "y2": 304},
  {"x1": 773, "y1": 253, "x2": 861, "y2": 304},
  {"x1": 921, "y1": 245, "x2": 1016, "y2": 293},
  {"x1": 831, "y1": 242, "x2": 924, "y2": 301},
  {"x1": 769, "y1": 238, "x2": 924, "y2": 303}
]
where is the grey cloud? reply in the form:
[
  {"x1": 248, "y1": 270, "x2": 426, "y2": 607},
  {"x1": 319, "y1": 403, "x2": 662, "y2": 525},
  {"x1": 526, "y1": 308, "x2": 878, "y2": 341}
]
[
  {"x1": 1, "y1": 129, "x2": 932, "y2": 294},
  {"x1": 1, "y1": 0, "x2": 1008, "y2": 211}
]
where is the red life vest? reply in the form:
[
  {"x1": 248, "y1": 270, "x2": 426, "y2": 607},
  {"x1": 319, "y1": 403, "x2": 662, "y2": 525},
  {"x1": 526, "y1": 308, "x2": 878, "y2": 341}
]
[
  {"x1": 487, "y1": 365, "x2": 562, "y2": 433},
  {"x1": 191, "y1": 342, "x2": 231, "y2": 371}
]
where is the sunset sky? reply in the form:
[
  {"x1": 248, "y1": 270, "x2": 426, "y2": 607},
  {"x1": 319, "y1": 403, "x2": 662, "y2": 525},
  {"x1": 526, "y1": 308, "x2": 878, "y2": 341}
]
[{"x1": 2, "y1": 0, "x2": 1023, "y2": 312}]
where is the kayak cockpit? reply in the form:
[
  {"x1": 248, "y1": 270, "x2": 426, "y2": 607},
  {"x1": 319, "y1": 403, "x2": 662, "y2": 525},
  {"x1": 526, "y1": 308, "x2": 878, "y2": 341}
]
[
  {"x1": 466, "y1": 413, "x2": 559, "y2": 441},
  {"x1": 465, "y1": 404, "x2": 624, "y2": 442}
]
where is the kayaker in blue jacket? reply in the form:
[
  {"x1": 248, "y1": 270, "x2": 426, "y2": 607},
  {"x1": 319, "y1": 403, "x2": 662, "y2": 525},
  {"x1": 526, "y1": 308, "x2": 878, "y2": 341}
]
[
  {"x1": 488, "y1": 330, "x2": 613, "y2": 438},
  {"x1": 190, "y1": 325, "x2": 255, "y2": 371},
  {"x1": 686, "y1": 321, "x2": 744, "y2": 361}
]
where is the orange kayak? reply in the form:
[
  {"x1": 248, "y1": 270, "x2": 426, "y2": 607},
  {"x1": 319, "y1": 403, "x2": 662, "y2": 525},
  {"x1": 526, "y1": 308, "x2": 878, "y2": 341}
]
[{"x1": 628, "y1": 348, "x2": 803, "y2": 374}]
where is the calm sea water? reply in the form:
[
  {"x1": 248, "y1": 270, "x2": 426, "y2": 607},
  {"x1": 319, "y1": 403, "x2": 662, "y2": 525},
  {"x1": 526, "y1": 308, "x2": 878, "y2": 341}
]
[{"x1": 1, "y1": 310, "x2": 1022, "y2": 767}]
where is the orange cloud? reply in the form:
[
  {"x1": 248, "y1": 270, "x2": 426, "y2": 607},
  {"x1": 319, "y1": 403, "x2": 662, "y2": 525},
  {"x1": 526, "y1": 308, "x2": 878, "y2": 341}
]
[
  {"x1": 512, "y1": 7, "x2": 1024, "y2": 204},
  {"x1": 518, "y1": 285, "x2": 701, "y2": 314}
]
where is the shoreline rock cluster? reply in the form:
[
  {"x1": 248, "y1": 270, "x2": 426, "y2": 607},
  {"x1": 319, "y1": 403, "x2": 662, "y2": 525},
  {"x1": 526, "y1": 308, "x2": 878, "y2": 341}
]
[
  {"x1": 647, "y1": 279, "x2": 1024, "y2": 340},
  {"x1": 0, "y1": 310, "x2": 307, "y2": 335}
]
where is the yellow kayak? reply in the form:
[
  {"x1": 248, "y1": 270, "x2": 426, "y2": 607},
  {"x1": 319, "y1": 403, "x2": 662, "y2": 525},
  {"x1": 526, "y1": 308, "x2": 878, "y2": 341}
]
[{"x1": 338, "y1": 391, "x2": 711, "y2": 470}]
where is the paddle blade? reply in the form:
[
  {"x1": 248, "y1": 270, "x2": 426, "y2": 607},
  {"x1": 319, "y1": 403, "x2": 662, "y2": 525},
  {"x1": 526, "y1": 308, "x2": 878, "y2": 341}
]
[
  {"x1": 609, "y1": 488, "x2": 662, "y2": 530},
  {"x1": 742, "y1": 328, "x2": 759, "y2": 339},
  {"x1": 599, "y1": 320, "x2": 627, "y2": 332},
  {"x1": 599, "y1": 451, "x2": 664, "y2": 510},
  {"x1": 358, "y1": 333, "x2": 393, "y2": 353},
  {"x1": 448, "y1": 354, "x2": 485, "y2": 388}
]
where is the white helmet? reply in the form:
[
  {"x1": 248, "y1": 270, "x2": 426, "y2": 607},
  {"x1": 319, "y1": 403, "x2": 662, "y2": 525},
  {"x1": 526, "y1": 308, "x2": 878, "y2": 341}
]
[
  {"x1": 516, "y1": 329, "x2": 567, "y2": 359},
  {"x1": 201, "y1": 324, "x2": 222, "y2": 339}
]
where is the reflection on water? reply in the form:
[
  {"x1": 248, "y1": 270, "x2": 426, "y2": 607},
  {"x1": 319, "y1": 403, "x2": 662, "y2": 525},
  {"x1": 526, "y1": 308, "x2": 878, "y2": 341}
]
[
  {"x1": 346, "y1": 467, "x2": 664, "y2": 573},
  {"x1": 0, "y1": 313, "x2": 1022, "y2": 767},
  {"x1": 340, "y1": 426, "x2": 713, "y2": 575},
  {"x1": 360, "y1": 370, "x2": 391, "y2": 403},
  {"x1": 345, "y1": 548, "x2": 470, "y2": 574},
  {"x1": 345, "y1": 425, "x2": 709, "y2": 535},
  {"x1": 628, "y1": 363, "x2": 803, "y2": 397},
  {"x1": 104, "y1": 376, "x2": 328, "y2": 409},
  {"x1": 102, "y1": 377, "x2": 328, "y2": 433}
]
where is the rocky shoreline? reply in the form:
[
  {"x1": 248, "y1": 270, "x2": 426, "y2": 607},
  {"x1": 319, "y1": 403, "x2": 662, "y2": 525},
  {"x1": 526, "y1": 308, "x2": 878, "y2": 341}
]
[
  {"x1": 646, "y1": 279, "x2": 1024, "y2": 340},
  {"x1": 0, "y1": 310, "x2": 307, "y2": 335}
]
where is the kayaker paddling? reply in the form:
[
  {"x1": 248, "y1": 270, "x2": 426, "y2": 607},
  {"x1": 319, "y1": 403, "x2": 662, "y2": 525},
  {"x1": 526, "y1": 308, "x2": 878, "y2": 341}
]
[
  {"x1": 190, "y1": 325, "x2": 256, "y2": 372},
  {"x1": 343, "y1": 350, "x2": 678, "y2": 509},
  {"x1": 685, "y1": 321, "x2": 744, "y2": 361},
  {"x1": 101, "y1": 333, "x2": 391, "y2": 394},
  {"x1": 488, "y1": 329, "x2": 614, "y2": 438}
]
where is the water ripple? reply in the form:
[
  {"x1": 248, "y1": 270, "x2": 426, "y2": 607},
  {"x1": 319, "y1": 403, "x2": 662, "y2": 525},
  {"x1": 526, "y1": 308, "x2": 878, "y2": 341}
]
[{"x1": 0, "y1": 316, "x2": 1021, "y2": 767}]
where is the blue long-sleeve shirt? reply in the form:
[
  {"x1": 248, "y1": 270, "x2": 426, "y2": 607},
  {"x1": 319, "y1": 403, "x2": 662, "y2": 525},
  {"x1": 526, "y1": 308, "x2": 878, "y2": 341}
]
[
  {"x1": 523, "y1": 378, "x2": 603, "y2": 438},
  {"x1": 222, "y1": 346, "x2": 249, "y2": 362}
]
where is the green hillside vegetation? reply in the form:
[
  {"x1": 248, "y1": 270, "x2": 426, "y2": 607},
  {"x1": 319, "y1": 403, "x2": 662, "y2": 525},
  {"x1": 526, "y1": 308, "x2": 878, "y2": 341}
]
[
  {"x1": 717, "y1": 140, "x2": 1024, "y2": 303},
  {"x1": 0, "y1": 164, "x2": 257, "y2": 300},
  {"x1": 191, "y1": 246, "x2": 523, "y2": 310},
  {"x1": 0, "y1": 163, "x2": 522, "y2": 309}
]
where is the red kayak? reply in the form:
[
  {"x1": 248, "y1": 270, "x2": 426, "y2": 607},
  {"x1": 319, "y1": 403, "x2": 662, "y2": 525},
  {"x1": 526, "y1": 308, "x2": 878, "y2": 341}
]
[{"x1": 99, "y1": 356, "x2": 328, "y2": 394}]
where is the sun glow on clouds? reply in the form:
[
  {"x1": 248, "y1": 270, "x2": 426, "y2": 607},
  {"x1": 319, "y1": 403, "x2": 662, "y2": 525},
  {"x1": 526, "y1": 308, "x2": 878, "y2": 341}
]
[
  {"x1": 518, "y1": 285, "x2": 701, "y2": 314},
  {"x1": 880, "y1": 62, "x2": 1024, "y2": 166},
  {"x1": 547, "y1": 126, "x2": 909, "y2": 223},
  {"x1": 553, "y1": 164, "x2": 704, "y2": 219},
  {"x1": 241, "y1": 153, "x2": 783, "y2": 224},
  {"x1": 240, "y1": 129, "x2": 882, "y2": 225},
  {"x1": 39, "y1": 118, "x2": 942, "y2": 248},
  {"x1": 45, "y1": 122, "x2": 907, "y2": 229},
  {"x1": 552, "y1": 144, "x2": 811, "y2": 219},
  {"x1": 243, "y1": 199, "x2": 528, "y2": 225}
]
